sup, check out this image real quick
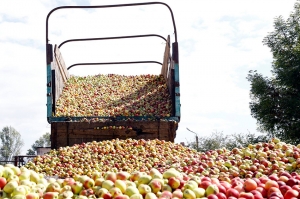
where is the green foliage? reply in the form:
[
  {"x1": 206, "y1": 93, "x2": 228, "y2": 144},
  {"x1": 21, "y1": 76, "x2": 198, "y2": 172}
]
[
  {"x1": 26, "y1": 149, "x2": 36, "y2": 155},
  {"x1": 247, "y1": 1, "x2": 300, "y2": 144},
  {"x1": 26, "y1": 132, "x2": 50, "y2": 155},
  {"x1": 186, "y1": 130, "x2": 270, "y2": 152},
  {"x1": 0, "y1": 126, "x2": 24, "y2": 161}
]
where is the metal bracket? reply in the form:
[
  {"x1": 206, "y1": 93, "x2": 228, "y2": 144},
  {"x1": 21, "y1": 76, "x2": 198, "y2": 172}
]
[
  {"x1": 175, "y1": 93, "x2": 180, "y2": 96},
  {"x1": 46, "y1": 44, "x2": 53, "y2": 65},
  {"x1": 47, "y1": 82, "x2": 51, "y2": 87},
  {"x1": 47, "y1": 93, "x2": 51, "y2": 96},
  {"x1": 175, "y1": 81, "x2": 180, "y2": 87}
]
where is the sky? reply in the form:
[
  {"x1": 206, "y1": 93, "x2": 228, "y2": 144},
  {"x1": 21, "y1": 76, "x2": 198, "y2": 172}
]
[{"x1": 0, "y1": 0, "x2": 297, "y2": 154}]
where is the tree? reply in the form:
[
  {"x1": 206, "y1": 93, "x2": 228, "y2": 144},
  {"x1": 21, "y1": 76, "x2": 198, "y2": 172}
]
[
  {"x1": 26, "y1": 132, "x2": 51, "y2": 155},
  {"x1": 247, "y1": 1, "x2": 300, "y2": 144},
  {"x1": 0, "y1": 126, "x2": 24, "y2": 161},
  {"x1": 186, "y1": 129, "x2": 270, "y2": 152}
]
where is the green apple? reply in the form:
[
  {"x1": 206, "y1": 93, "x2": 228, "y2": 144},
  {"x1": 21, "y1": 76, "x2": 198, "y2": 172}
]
[
  {"x1": 152, "y1": 173, "x2": 163, "y2": 180},
  {"x1": 162, "y1": 168, "x2": 181, "y2": 179},
  {"x1": 149, "y1": 168, "x2": 161, "y2": 178},
  {"x1": 47, "y1": 178, "x2": 57, "y2": 184},
  {"x1": 71, "y1": 182, "x2": 83, "y2": 195},
  {"x1": 31, "y1": 186, "x2": 44, "y2": 198},
  {"x1": 102, "y1": 180, "x2": 114, "y2": 191},
  {"x1": 11, "y1": 166, "x2": 21, "y2": 176},
  {"x1": 129, "y1": 193, "x2": 143, "y2": 199},
  {"x1": 7, "y1": 174, "x2": 19, "y2": 183},
  {"x1": 115, "y1": 180, "x2": 127, "y2": 193},
  {"x1": 137, "y1": 175, "x2": 152, "y2": 185},
  {"x1": 145, "y1": 192, "x2": 157, "y2": 199},
  {"x1": 19, "y1": 170, "x2": 31, "y2": 181},
  {"x1": 126, "y1": 180, "x2": 136, "y2": 188},
  {"x1": 183, "y1": 189, "x2": 196, "y2": 199},
  {"x1": 184, "y1": 180, "x2": 198, "y2": 190},
  {"x1": 34, "y1": 183, "x2": 47, "y2": 192},
  {"x1": 77, "y1": 175, "x2": 89, "y2": 184},
  {"x1": 46, "y1": 182, "x2": 61, "y2": 193},
  {"x1": 162, "y1": 184, "x2": 172, "y2": 192},
  {"x1": 138, "y1": 184, "x2": 151, "y2": 196},
  {"x1": 205, "y1": 184, "x2": 219, "y2": 196},
  {"x1": 109, "y1": 187, "x2": 122, "y2": 198},
  {"x1": 94, "y1": 187, "x2": 108, "y2": 198},
  {"x1": 192, "y1": 188, "x2": 205, "y2": 198},
  {"x1": 125, "y1": 186, "x2": 140, "y2": 197},
  {"x1": 29, "y1": 171, "x2": 40, "y2": 184},
  {"x1": 91, "y1": 171, "x2": 102, "y2": 181},
  {"x1": 37, "y1": 178, "x2": 48, "y2": 186},
  {"x1": 58, "y1": 190, "x2": 73, "y2": 199},
  {"x1": 12, "y1": 185, "x2": 28, "y2": 197},
  {"x1": 3, "y1": 180, "x2": 18, "y2": 194},
  {"x1": 60, "y1": 185, "x2": 72, "y2": 193},
  {"x1": 189, "y1": 176, "x2": 201, "y2": 185},
  {"x1": 20, "y1": 180, "x2": 32, "y2": 187},
  {"x1": 12, "y1": 195, "x2": 26, "y2": 199}
]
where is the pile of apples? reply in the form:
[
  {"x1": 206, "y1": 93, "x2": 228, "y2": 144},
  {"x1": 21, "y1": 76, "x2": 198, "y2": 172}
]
[
  {"x1": 25, "y1": 139, "x2": 198, "y2": 178},
  {"x1": 25, "y1": 138, "x2": 300, "y2": 182},
  {"x1": 4, "y1": 161, "x2": 300, "y2": 199},
  {"x1": 54, "y1": 74, "x2": 172, "y2": 118}
]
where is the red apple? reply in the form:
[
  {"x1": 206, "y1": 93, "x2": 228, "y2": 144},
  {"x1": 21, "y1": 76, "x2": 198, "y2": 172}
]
[
  {"x1": 239, "y1": 192, "x2": 254, "y2": 199},
  {"x1": 284, "y1": 189, "x2": 299, "y2": 199},
  {"x1": 226, "y1": 188, "x2": 240, "y2": 198},
  {"x1": 0, "y1": 177, "x2": 7, "y2": 189},
  {"x1": 207, "y1": 194, "x2": 219, "y2": 199},
  {"x1": 43, "y1": 192, "x2": 59, "y2": 199}
]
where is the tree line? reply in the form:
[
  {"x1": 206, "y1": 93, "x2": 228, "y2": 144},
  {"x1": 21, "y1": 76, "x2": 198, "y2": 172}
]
[{"x1": 0, "y1": 126, "x2": 50, "y2": 162}]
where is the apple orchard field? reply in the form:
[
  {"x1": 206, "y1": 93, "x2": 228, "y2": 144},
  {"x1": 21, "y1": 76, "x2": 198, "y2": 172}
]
[{"x1": 0, "y1": 138, "x2": 300, "y2": 199}]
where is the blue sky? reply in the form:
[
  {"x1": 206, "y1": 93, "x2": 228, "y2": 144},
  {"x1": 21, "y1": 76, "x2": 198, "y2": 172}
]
[{"x1": 0, "y1": 0, "x2": 296, "y2": 153}]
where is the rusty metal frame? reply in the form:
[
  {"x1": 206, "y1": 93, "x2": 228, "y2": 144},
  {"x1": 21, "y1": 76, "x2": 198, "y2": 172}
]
[
  {"x1": 67, "y1": 61, "x2": 163, "y2": 70},
  {"x1": 46, "y1": 2, "x2": 177, "y2": 44},
  {"x1": 58, "y1": 34, "x2": 168, "y2": 48},
  {"x1": 46, "y1": 2, "x2": 178, "y2": 67}
]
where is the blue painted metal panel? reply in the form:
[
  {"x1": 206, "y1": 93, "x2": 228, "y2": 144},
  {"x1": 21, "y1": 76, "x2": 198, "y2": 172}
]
[
  {"x1": 49, "y1": 116, "x2": 179, "y2": 123},
  {"x1": 174, "y1": 63, "x2": 180, "y2": 118},
  {"x1": 47, "y1": 63, "x2": 52, "y2": 120}
]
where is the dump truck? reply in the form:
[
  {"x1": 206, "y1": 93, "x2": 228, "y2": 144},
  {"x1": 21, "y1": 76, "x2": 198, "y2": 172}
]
[{"x1": 46, "y1": 2, "x2": 181, "y2": 149}]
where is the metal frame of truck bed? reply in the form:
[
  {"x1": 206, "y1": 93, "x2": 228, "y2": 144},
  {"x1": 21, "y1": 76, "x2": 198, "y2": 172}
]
[{"x1": 45, "y1": 2, "x2": 181, "y2": 148}]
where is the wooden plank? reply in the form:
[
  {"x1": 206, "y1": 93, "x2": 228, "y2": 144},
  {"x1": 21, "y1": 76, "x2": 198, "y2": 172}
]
[
  {"x1": 66, "y1": 121, "x2": 170, "y2": 130},
  {"x1": 54, "y1": 45, "x2": 69, "y2": 82},
  {"x1": 53, "y1": 45, "x2": 70, "y2": 103},
  {"x1": 161, "y1": 35, "x2": 170, "y2": 82},
  {"x1": 51, "y1": 120, "x2": 177, "y2": 148}
]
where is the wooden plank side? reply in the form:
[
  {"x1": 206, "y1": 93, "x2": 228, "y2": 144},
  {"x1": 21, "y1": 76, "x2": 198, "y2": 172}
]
[
  {"x1": 54, "y1": 67, "x2": 64, "y2": 103},
  {"x1": 66, "y1": 121, "x2": 170, "y2": 130},
  {"x1": 53, "y1": 45, "x2": 70, "y2": 103},
  {"x1": 52, "y1": 120, "x2": 177, "y2": 148},
  {"x1": 161, "y1": 35, "x2": 170, "y2": 82},
  {"x1": 54, "y1": 45, "x2": 69, "y2": 81}
]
